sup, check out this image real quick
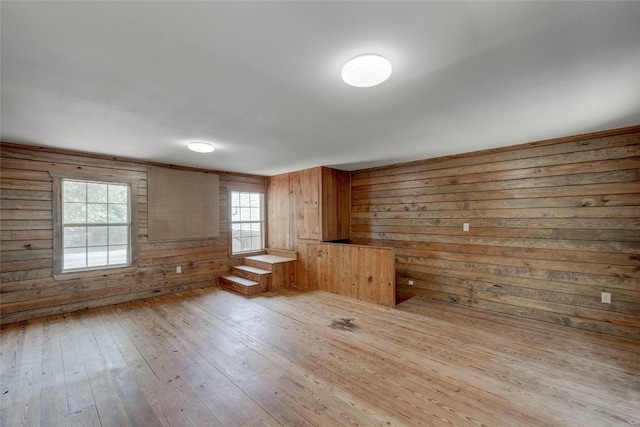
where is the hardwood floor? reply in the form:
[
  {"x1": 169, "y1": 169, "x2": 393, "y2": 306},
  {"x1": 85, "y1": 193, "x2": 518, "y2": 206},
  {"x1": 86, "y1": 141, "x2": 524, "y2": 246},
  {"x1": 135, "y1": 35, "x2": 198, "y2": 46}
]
[{"x1": 1, "y1": 287, "x2": 638, "y2": 426}]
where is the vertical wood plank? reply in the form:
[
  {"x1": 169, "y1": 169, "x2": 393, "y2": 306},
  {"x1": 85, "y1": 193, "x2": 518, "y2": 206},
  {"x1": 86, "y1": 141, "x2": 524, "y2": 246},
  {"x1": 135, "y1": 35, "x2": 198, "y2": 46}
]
[
  {"x1": 0, "y1": 322, "x2": 27, "y2": 427},
  {"x1": 292, "y1": 168, "x2": 321, "y2": 240},
  {"x1": 321, "y1": 167, "x2": 351, "y2": 241},
  {"x1": 267, "y1": 173, "x2": 292, "y2": 250},
  {"x1": 301, "y1": 242, "x2": 395, "y2": 307},
  {"x1": 6, "y1": 320, "x2": 43, "y2": 427},
  {"x1": 40, "y1": 315, "x2": 72, "y2": 427}
]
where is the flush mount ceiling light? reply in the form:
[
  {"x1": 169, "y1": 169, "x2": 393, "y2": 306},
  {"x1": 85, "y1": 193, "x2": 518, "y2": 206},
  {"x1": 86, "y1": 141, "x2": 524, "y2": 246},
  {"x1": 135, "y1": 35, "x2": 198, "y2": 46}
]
[
  {"x1": 187, "y1": 141, "x2": 215, "y2": 153},
  {"x1": 341, "y1": 54, "x2": 392, "y2": 88}
]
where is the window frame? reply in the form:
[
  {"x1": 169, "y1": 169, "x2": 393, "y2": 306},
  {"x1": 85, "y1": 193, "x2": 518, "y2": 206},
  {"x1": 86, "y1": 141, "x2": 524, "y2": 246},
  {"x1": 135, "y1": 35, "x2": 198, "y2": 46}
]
[
  {"x1": 229, "y1": 189, "x2": 266, "y2": 256},
  {"x1": 50, "y1": 171, "x2": 139, "y2": 279},
  {"x1": 229, "y1": 189, "x2": 267, "y2": 256}
]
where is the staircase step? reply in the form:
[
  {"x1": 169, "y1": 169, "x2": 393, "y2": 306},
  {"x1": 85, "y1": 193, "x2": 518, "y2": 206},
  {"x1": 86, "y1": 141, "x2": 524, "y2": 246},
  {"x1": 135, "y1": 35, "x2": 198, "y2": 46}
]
[
  {"x1": 219, "y1": 275, "x2": 263, "y2": 296},
  {"x1": 266, "y1": 248, "x2": 298, "y2": 260},
  {"x1": 232, "y1": 265, "x2": 272, "y2": 291},
  {"x1": 244, "y1": 254, "x2": 297, "y2": 271},
  {"x1": 243, "y1": 254, "x2": 296, "y2": 292},
  {"x1": 233, "y1": 265, "x2": 271, "y2": 275}
]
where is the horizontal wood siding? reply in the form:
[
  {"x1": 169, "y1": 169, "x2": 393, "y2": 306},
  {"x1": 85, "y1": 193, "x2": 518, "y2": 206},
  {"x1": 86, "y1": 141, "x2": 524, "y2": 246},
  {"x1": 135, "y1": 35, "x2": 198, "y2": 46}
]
[
  {"x1": 0, "y1": 142, "x2": 266, "y2": 324},
  {"x1": 350, "y1": 127, "x2": 640, "y2": 339},
  {"x1": 297, "y1": 241, "x2": 395, "y2": 306}
]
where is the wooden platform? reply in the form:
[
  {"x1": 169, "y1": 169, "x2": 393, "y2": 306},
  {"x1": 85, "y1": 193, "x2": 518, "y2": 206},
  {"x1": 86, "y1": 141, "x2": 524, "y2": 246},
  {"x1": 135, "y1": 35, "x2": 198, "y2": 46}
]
[
  {"x1": 244, "y1": 254, "x2": 296, "y2": 265},
  {"x1": 218, "y1": 275, "x2": 262, "y2": 296},
  {"x1": 243, "y1": 254, "x2": 296, "y2": 291},
  {"x1": 1, "y1": 288, "x2": 638, "y2": 426},
  {"x1": 219, "y1": 251, "x2": 297, "y2": 296}
]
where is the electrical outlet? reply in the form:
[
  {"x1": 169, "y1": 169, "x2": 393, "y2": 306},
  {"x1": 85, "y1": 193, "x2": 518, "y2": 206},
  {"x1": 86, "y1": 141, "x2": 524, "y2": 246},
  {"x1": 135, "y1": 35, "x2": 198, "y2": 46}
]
[
  {"x1": 463, "y1": 223, "x2": 470, "y2": 232},
  {"x1": 176, "y1": 266, "x2": 182, "y2": 274},
  {"x1": 408, "y1": 280, "x2": 414, "y2": 286},
  {"x1": 601, "y1": 292, "x2": 611, "y2": 304}
]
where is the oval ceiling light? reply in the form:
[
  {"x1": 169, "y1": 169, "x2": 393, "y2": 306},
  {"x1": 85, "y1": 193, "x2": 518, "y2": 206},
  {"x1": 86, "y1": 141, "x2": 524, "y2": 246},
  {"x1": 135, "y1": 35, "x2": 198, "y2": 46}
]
[
  {"x1": 341, "y1": 54, "x2": 392, "y2": 88},
  {"x1": 187, "y1": 141, "x2": 215, "y2": 153}
]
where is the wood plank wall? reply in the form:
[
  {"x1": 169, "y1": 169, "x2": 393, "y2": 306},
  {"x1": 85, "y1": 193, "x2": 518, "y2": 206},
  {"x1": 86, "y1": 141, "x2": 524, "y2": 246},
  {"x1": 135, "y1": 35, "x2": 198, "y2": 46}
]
[
  {"x1": 350, "y1": 127, "x2": 640, "y2": 340},
  {"x1": 268, "y1": 167, "x2": 351, "y2": 251},
  {"x1": 321, "y1": 168, "x2": 351, "y2": 241},
  {"x1": 297, "y1": 241, "x2": 395, "y2": 306},
  {"x1": 267, "y1": 173, "x2": 294, "y2": 251},
  {"x1": 0, "y1": 142, "x2": 266, "y2": 324},
  {"x1": 267, "y1": 166, "x2": 394, "y2": 305}
]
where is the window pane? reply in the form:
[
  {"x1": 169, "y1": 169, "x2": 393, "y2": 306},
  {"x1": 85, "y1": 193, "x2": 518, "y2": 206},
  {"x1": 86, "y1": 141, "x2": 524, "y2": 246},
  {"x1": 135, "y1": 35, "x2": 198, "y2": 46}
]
[
  {"x1": 231, "y1": 207, "x2": 240, "y2": 222},
  {"x1": 232, "y1": 238, "x2": 242, "y2": 253},
  {"x1": 63, "y1": 203, "x2": 86, "y2": 224},
  {"x1": 241, "y1": 236, "x2": 251, "y2": 250},
  {"x1": 88, "y1": 246, "x2": 108, "y2": 267},
  {"x1": 250, "y1": 193, "x2": 260, "y2": 207},
  {"x1": 64, "y1": 247, "x2": 86, "y2": 269},
  {"x1": 87, "y1": 203, "x2": 108, "y2": 223},
  {"x1": 250, "y1": 207, "x2": 261, "y2": 221},
  {"x1": 240, "y1": 192, "x2": 250, "y2": 207},
  {"x1": 64, "y1": 226, "x2": 86, "y2": 248},
  {"x1": 251, "y1": 236, "x2": 262, "y2": 250},
  {"x1": 108, "y1": 204, "x2": 128, "y2": 223},
  {"x1": 87, "y1": 183, "x2": 108, "y2": 203},
  {"x1": 63, "y1": 181, "x2": 86, "y2": 203},
  {"x1": 87, "y1": 226, "x2": 108, "y2": 246},
  {"x1": 240, "y1": 207, "x2": 250, "y2": 221},
  {"x1": 109, "y1": 185, "x2": 128, "y2": 204},
  {"x1": 109, "y1": 226, "x2": 128, "y2": 245},
  {"x1": 108, "y1": 246, "x2": 128, "y2": 265}
]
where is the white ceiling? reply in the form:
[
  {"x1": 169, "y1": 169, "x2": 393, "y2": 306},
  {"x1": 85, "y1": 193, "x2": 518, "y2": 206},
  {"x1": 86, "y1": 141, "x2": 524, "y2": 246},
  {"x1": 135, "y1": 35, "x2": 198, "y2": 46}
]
[{"x1": 2, "y1": 1, "x2": 639, "y2": 176}]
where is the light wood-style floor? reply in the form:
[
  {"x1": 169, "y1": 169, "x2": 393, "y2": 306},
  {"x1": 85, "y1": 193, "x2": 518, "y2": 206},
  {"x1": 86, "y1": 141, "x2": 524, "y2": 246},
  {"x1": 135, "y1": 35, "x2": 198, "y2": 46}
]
[{"x1": 1, "y1": 287, "x2": 639, "y2": 427}]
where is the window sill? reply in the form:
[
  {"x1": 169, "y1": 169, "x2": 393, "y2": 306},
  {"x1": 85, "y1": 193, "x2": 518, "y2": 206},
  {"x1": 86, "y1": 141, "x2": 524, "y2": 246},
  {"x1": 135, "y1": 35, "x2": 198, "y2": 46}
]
[
  {"x1": 230, "y1": 250, "x2": 266, "y2": 259},
  {"x1": 53, "y1": 265, "x2": 137, "y2": 281}
]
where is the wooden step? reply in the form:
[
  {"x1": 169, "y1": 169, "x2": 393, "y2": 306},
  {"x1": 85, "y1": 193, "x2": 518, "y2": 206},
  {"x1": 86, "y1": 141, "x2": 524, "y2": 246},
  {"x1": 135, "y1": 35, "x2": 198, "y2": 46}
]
[
  {"x1": 266, "y1": 248, "x2": 298, "y2": 260},
  {"x1": 244, "y1": 254, "x2": 296, "y2": 270},
  {"x1": 244, "y1": 255, "x2": 297, "y2": 292},
  {"x1": 218, "y1": 275, "x2": 263, "y2": 296},
  {"x1": 231, "y1": 265, "x2": 271, "y2": 291}
]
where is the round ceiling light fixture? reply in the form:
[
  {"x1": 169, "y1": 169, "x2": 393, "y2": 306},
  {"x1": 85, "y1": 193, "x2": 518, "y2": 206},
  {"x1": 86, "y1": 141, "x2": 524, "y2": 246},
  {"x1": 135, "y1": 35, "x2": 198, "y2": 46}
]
[
  {"x1": 187, "y1": 141, "x2": 215, "y2": 153},
  {"x1": 341, "y1": 54, "x2": 392, "y2": 88}
]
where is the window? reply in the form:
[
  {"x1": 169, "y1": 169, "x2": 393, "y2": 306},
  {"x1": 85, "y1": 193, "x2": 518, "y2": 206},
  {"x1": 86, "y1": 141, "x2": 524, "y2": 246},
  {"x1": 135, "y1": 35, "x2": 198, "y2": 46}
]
[
  {"x1": 61, "y1": 179, "x2": 131, "y2": 271},
  {"x1": 230, "y1": 191, "x2": 264, "y2": 255}
]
